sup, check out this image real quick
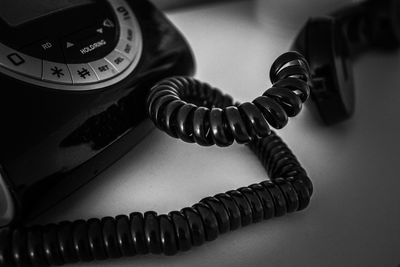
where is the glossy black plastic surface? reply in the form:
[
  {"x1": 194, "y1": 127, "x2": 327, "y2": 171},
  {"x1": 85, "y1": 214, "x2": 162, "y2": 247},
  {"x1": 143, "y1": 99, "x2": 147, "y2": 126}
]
[
  {"x1": 147, "y1": 52, "x2": 310, "y2": 146},
  {"x1": 0, "y1": 130, "x2": 313, "y2": 266},
  {"x1": 292, "y1": 0, "x2": 400, "y2": 125},
  {"x1": 292, "y1": 17, "x2": 355, "y2": 125},
  {"x1": 333, "y1": 0, "x2": 400, "y2": 57},
  {"x1": 0, "y1": 0, "x2": 195, "y2": 223},
  {"x1": 0, "y1": 1, "x2": 118, "y2": 64},
  {"x1": 0, "y1": 47, "x2": 314, "y2": 266}
]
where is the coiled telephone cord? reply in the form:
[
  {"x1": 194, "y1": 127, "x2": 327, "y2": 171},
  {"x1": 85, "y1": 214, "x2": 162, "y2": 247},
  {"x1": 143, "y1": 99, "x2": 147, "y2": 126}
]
[{"x1": 0, "y1": 51, "x2": 314, "y2": 267}]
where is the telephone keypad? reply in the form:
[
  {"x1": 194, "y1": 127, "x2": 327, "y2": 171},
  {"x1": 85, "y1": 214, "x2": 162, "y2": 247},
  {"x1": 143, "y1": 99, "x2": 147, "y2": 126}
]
[{"x1": 0, "y1": 0, "x2": 142, "y2": 90}]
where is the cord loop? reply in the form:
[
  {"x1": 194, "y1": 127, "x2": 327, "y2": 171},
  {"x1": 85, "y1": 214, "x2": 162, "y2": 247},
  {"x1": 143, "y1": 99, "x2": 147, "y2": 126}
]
[
  {"x1": 0, "y1": 51, "x2": 314, "y2": 267},
  {"x1": 147, "y1": 51, "x2": 311, "y2": 146}
]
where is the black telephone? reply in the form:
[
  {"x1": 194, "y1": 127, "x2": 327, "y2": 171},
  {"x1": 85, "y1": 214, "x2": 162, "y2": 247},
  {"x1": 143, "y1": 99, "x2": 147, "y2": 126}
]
[
  {"x1": 0, "y1": 0, "x2": 398, "y2": 266},
  {"x1": 0, "y1": 0, "x2": 195, "y2": 225}
]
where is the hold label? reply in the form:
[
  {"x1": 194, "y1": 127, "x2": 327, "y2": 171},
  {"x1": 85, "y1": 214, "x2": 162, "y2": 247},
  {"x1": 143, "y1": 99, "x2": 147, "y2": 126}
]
[{"x1": 80, "y1": 39, "x2": 107, "y2": 55}]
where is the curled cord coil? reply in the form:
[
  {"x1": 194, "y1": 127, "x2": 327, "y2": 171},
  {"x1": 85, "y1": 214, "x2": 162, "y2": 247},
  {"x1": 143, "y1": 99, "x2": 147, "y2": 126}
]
[
  {"x1": 0, "y1": 51, "x2": 313, "y2": 267},
  {"x1": 147, "y1": 52, "x2": 311, "y2": 146},
  {"x1": 0, "y1": 133, "x2": 313, "y2": 267}
]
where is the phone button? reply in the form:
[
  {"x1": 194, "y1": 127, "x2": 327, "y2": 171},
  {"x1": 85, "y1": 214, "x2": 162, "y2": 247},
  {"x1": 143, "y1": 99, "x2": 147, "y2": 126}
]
[
  {"x1": 110, "y1": 0, "x2": 135, "y2": 27},
  {"x1": 105, "y1": 50, "x2": 130, "y2": 72},
  {"x1": 42, "y1": 61, "x2": 73, "y2": 84},
  {"x1": 89, "y1": 58, "x2": 118, "y2": 81},
  {"x1": 115, "y1": 39, "x2": 136, "y2": 61},
  {"x1": 0, "y1": 43, "x2": 42, "y2": 79},
  {"x1": 67, "y1": 63, "x2": 99, "y2": 84},
  {"x1": 120, "y1": 26, "x2": 134, "y2": 42}
]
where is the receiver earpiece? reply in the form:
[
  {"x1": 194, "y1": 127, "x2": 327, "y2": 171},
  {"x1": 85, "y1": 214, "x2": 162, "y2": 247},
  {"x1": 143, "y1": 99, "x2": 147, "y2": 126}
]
[
  {"x1": 292, "y1": 17, "x2": 354, "y2": 125},
  {"x1": 292, "y1": 0, "x2": 400, "y2": 125}
]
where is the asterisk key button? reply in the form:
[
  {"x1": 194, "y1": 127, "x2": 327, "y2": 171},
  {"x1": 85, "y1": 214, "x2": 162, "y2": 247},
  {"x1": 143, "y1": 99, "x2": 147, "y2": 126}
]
[{"x1": 42, "y1": 61, "x2": 72, "y2": 84}]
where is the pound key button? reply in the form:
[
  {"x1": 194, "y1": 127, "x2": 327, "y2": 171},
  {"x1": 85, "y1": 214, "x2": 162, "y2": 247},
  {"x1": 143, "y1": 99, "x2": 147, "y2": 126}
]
[
  {"x1": 42, "y1": 61, "x2": 73, "y2": 84},
  {"x1": 67, "y1": 63, "x2": 99, "y2": 84},
  {"x1": 106, "y1": 50, "x2": 130, "y2": 72}
]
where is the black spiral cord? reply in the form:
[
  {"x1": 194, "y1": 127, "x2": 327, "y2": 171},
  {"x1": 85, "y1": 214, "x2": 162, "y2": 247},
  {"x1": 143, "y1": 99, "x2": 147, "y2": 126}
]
[{"x1": 0, "y1": 51, "x2": 313, "y2": 267}]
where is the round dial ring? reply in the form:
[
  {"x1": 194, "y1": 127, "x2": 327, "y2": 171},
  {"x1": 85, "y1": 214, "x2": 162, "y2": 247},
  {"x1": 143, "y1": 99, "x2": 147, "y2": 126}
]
[{"x1": 0, "y1": 0, "x2": 143, "y2": 91}]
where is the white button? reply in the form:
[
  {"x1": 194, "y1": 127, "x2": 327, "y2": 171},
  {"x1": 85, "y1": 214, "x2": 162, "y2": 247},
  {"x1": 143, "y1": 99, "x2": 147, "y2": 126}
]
[
  {"x1": 110, "y1": 0, "x2": 135, "y2": 27},
  {"x1": 120, "y1": 26, "x2": 134, "y2": 42},
  {"x1": 42, "y1": 61, "x2": 73, "y2": 84},
  {"x1": 89, "y1": 58, "x2": 118, "y2": 81},
  {"x1": 115, "y1": 39, "x2": 136, "y2": 61},
  {"x1": 0, "y1": 43, "x2": 42, "y2": 79},
  {"x1": 106, "y1": 50, "x2": 131, "y2": 72},
  {"x1": 67, "y1": 64, "x2": 99, "y2": 84}
]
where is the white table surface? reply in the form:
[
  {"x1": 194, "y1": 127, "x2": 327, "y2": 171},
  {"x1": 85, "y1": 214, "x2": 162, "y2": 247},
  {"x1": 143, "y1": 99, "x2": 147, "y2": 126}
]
[{"x1": 36, "y1": 1, "x2": 400, "y2": 266}]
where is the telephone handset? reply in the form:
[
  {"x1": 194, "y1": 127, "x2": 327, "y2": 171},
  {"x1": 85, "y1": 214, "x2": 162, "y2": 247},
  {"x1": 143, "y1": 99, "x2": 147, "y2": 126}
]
[
  {"x1": 0, "y1": 0, "x2": 399, "y2": 266},
  {"x1": 292, "y1": 0, "x2": 400, "y2": 124}
]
